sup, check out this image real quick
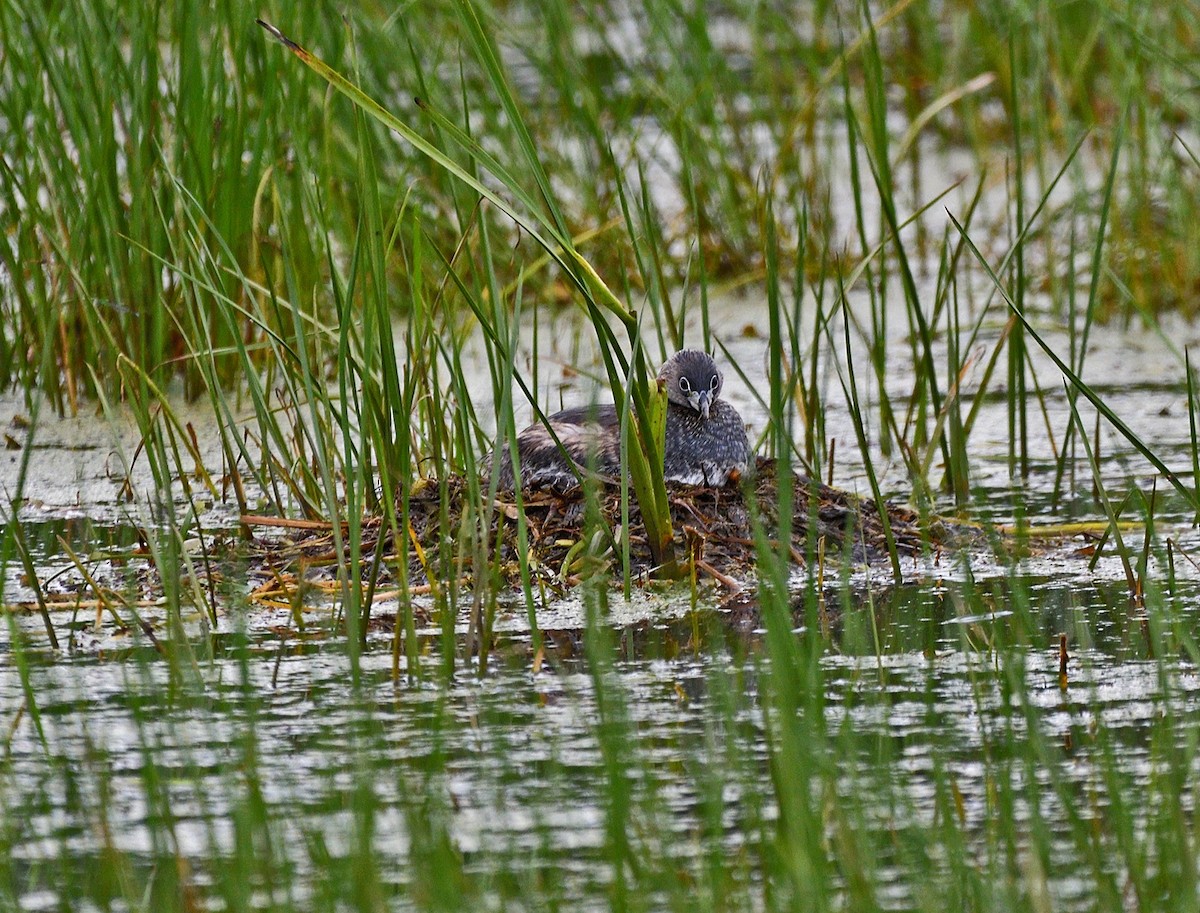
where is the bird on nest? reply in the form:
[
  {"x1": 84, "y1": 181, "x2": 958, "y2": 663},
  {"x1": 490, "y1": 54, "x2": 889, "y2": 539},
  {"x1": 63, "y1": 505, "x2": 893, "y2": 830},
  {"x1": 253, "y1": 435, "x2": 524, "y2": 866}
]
[{"x1": 494, "y1": 350, "x2": 752, "y2": 491}]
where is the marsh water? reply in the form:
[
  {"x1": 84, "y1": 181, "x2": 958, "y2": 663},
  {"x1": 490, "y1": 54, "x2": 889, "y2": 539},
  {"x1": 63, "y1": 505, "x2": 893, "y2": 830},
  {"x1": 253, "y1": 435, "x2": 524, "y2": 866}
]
[
  {"x1": 5, "y1": 595, "x2": 1199, "y2": 912},
  {"x1": 4, "y1": 301, "x2": 1200, "y2": 910}
]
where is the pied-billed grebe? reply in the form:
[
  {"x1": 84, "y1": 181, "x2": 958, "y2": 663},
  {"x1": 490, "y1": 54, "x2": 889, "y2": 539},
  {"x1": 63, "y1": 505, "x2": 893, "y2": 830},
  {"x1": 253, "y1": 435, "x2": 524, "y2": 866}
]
[{"x1": 495, "y1": 350, "x2": 751, "y2": 490}]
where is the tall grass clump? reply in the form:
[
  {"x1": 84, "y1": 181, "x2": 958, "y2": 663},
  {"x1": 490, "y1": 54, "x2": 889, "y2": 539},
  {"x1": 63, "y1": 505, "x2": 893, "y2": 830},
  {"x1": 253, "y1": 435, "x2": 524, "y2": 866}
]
[{"x1": 252, "y1": 7, "x2": 686, "y2": 582}]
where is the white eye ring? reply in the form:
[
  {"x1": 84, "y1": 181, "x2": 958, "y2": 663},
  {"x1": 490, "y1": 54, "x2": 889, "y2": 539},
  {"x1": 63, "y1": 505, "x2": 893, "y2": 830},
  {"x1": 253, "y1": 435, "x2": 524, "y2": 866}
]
[
  {"x1": 679, "y1": 377, "x2": 691, "y2": 393},
  {"x1": 709, "y1": 374, "x2": 719, "y2": 392}
]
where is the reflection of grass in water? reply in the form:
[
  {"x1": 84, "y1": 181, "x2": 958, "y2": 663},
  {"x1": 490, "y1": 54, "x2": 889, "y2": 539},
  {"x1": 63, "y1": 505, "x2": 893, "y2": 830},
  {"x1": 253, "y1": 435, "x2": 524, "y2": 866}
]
[
  {"x1": 3, "y1": 0, "x2": 1200, "y2": 908},
  {"x1": 3, "y1": 571, "x2": 1200, "y2": 910}
]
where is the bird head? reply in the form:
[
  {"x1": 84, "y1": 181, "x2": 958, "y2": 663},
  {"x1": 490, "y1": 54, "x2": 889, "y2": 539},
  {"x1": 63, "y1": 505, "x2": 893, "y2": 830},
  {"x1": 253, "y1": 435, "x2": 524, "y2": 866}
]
[{"x1": 660, "y1": 350, "x2": 722, "y2": 420}]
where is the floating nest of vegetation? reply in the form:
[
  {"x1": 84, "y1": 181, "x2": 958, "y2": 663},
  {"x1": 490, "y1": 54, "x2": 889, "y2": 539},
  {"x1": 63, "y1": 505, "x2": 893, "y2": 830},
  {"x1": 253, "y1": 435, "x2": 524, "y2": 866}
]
[{"x1": 257, "y1": 458, "x2": 964, "y2": 600}]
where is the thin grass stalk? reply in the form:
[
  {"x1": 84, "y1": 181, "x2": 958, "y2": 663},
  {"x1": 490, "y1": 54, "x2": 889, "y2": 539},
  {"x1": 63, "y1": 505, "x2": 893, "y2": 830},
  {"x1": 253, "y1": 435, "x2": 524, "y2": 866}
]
[
  {"x1": 746, "y1": 493, "x2": 831, "y2": 909},
  {"x1": 421, "y1": 299, "x2": 459, "y2": 680},
  {"x1": 578, "y1": 581, "x2": 637, "y2": 912},
  {"x1": 353, "y1": 204, "x2": 412, "y2": 649},
  {"x1": 936, "y1": 270, "x2": 967, "y2": 507},
  {"x1": 633, "y1": 156, "x2": 677, "y2": 356},
  {"x1": 1066, "y1": 388, "x2": 1140, "y2": 604},
  {"x1": 332, "y1": 255, "x2": 368, "y2": 666},
  {"x1": 833, "y1": 269, "x2": 903, "y2": 583},
  {"x1": 762, "y1": 190, "x2": 794, "y2": 570},
  {"x1": 845, "y1": 8, "x2": 893, "y2": 463},
  {"x1": 1188, "y1": 350, "x2": 1200, "y2": 525},
  {"x1": 807, "y1": 263, "x2": 828, "y2": 475},
  {"x1": 1006, "y1": 36, "x2": 1031, "y2": 479},
  {"x1": 395, "y1": 325, "x2": 422, "y2": 681},
  {"x1": 1052, "y1": 117, "x2": 1124, "y2": 501},
  {"x1": 482, "y1": 244, "x2": 539, "y2": 666},
  {"x1": 439, "y1": 259, "x2": 505, "y2": 664},
  {"x1": 617, "y1": 356, "x2": 636, "y2": 602},
  {"x1": 1063, "y1": 222, "x2": 1081, "y2": 501},
  {"x1": 436, "y1": 332, "x2": 492, "y2": 667},
  {"x1": 400, "y1": 228, "x2": 451, "y2": 658},
  {"x1": 679, "y1": 129, "x2": 714, "y2": 351}
]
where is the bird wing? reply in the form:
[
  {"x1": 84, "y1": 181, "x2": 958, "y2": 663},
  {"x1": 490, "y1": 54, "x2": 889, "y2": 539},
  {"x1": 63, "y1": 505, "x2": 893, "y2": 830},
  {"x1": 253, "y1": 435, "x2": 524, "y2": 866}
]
[{"x1": 543, "y1": 404, "x2": 621, "y2": 428}]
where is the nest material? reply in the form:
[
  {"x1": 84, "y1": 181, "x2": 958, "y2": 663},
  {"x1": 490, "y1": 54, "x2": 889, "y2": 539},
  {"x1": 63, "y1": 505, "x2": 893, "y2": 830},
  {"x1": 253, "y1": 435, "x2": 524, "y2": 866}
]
[{"x1": 266, "y1": 458, "x2": 961, "y2": 598}]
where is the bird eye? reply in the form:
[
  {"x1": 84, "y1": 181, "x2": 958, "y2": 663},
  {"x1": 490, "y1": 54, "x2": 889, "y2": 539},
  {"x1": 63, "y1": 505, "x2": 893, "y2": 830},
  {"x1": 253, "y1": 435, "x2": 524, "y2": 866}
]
[
  {"x1": 679, "y1": 377, "x2": 691, "y2": 393},
  {"x1": 709, "y1": 374, "x2": 719, "y2": 392}
]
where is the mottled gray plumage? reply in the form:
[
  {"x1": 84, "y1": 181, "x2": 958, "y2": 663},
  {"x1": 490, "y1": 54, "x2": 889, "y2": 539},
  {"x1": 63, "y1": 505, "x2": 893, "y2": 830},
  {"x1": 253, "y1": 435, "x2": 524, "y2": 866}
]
[{"x1": 494, "y1": 350, "x2": 751, "y2": 490}]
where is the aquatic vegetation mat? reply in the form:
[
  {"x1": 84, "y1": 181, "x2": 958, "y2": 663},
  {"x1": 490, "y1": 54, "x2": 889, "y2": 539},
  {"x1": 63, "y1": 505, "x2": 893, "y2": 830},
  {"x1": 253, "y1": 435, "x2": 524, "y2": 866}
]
[{"x1": 248, "y1": 459, "x2": 967, "y2": 597}]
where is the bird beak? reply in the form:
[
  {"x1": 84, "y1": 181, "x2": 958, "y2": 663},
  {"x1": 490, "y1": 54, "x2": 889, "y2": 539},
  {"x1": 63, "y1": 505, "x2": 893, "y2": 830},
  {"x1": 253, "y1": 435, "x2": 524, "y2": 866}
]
[{"x1": 690, "y1": 390, "x2": 711, "y2": 419}]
